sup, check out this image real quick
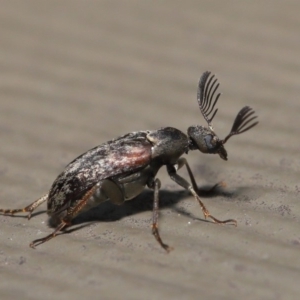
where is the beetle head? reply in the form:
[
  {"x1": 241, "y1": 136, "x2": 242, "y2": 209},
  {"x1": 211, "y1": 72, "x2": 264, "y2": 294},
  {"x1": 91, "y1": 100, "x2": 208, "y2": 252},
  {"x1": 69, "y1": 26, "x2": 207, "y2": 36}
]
[
  {"x1": 188, "y1": 71, "x2": 258, "y2": 161},
  {"x1": 188, "y1": 125, "x2": 228, "y2": 160}
]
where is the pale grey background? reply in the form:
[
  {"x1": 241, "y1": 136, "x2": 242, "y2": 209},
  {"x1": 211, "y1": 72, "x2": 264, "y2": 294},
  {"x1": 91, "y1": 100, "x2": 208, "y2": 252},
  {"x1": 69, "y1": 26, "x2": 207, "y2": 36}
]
[{"x1": 0, "y1": 1, "x2": 299, "y2": 300}]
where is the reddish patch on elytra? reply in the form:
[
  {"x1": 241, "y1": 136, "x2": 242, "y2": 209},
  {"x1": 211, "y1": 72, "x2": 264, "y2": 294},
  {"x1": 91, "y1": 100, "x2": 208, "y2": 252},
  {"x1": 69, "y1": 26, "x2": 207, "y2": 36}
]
[{"x1": 112, "y1": 144, "x2": 152, "y2": 169}]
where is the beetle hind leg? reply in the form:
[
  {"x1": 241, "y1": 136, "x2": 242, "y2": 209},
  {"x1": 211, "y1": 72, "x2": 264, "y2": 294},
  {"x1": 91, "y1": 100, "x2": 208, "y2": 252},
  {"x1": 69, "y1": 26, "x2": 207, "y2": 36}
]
[
  {"x1": 30, "y1": 185, "x2": 99, "y2": 249},
  {"x1": 0, "y1": 194, "x2": 48, "y2": 220}
]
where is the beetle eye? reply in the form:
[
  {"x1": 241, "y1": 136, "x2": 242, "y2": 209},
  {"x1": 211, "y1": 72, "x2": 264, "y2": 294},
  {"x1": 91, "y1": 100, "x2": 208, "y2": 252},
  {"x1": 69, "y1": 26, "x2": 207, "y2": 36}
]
[{"x1": 204, "y1": 135, "x2": 217, "y2": 151}]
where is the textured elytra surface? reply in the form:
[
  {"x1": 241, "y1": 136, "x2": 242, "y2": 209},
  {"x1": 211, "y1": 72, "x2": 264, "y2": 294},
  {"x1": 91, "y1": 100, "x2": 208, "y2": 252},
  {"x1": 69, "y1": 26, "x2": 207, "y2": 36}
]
[
  {"x1": 48, "y1": 131, "x2": 152, "y2": 213},
  {"x1": 0, "y1": 1, "x2": 299, "y2": 300}
]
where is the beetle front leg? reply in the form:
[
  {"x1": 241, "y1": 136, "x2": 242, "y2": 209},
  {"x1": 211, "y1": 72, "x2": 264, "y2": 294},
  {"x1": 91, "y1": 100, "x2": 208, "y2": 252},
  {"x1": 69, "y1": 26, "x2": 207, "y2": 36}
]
[
  {"x1": 175, "y1": 158, "x2": 225, "y2": 194},
  {"x1": 0, "y1": 194, "x2": 48, "y2": 220},
  {"x1": 148, "y1": 178, "x2": 173, "y2": 253},
  {"x1": 30, "y1": 185, "x2": 99, "y2": 248},
  {"x1": 167, "y1": 163, "x2": 237, "y2": 226}
]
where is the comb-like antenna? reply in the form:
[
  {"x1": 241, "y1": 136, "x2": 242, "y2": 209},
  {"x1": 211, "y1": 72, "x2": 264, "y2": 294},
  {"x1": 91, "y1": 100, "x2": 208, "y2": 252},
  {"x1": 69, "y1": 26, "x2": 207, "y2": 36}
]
[
  {"x1": 197, "y1": 71, "x2": 221, "y2": 131},
  {"x1": 222, "y1": 106, "x2": 258, "y2": 144}
]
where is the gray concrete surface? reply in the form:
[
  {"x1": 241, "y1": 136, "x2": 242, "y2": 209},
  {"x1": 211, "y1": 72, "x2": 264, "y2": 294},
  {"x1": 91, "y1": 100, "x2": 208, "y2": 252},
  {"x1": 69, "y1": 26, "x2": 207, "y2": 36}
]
[{"x1": 0, "y1": 1, "x2": 299, "y2": 299}]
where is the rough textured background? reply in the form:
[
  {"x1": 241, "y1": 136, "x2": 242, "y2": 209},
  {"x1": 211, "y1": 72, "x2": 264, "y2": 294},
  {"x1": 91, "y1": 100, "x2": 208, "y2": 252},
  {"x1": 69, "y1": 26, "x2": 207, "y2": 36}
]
[{"x1": 0, "y1": 1, "x2": 299, "y2": 300}]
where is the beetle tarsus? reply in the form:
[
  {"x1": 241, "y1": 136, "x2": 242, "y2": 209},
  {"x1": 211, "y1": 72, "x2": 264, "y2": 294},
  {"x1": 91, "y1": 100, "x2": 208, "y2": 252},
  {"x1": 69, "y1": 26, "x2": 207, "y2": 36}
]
[
  {"x1": 203, "y1": 210, "x2": 237, "y2": 226},
  {"x1": 152, "y1": 225, "x2": 173, "y2": 253},
  {"x1": 30, "y1": 221, "x2": 67, "y2": 249},
  {"x1": 195, "y1": 194, "x2": 237, "y2": 226},
  {"x1": 0, "y1": 194, "x2": 48, "y2": 220}
]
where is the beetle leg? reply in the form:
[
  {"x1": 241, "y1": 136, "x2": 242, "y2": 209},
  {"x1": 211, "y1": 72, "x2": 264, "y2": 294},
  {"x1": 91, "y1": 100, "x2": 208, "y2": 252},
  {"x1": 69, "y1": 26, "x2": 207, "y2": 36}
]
[
  {"x1": 29, "y1": 185, "x2": 99, "y2": 248},
  {"x1": 175, "y1": 158, "x2": 225, "y2": 193},
  {"x1": 175, "y1": 158, "x2": 200, "y2": 194},
  {"x1": 167, "y1": 163, "x2": 237, "y2": 226},
  {"x1": 148, "y1": 178, "x2": 173, "y2": 253},
  {"x1": 0, "y1": 194, "x2": 48, "y2": 220}
]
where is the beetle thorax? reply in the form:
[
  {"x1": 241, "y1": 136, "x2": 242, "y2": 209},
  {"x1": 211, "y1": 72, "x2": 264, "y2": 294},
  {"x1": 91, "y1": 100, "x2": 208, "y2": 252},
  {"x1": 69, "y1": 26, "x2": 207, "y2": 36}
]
[{"x1": 146, "y1": 127, "x2": 189, "y2": 165}]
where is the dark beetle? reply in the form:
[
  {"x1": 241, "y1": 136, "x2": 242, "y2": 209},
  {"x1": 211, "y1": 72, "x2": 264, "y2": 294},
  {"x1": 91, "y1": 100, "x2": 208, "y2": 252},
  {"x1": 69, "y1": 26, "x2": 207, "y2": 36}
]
[{"x1": 0, "y1": 71, "x2": 258, "y2": 252}]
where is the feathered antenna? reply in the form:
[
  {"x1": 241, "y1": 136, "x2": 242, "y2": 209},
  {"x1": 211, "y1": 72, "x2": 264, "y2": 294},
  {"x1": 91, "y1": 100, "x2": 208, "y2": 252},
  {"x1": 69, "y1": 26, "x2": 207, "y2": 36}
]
[
  {"x1": 222, "y1": 106, "x2": 258, "y2": 144},
  {"x1": 197, "y1": 71, "x2": 221, "y2": 131}
]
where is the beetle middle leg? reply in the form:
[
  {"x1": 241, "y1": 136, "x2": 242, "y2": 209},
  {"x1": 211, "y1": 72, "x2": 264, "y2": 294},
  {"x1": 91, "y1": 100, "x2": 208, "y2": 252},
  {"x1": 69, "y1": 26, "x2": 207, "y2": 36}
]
[
  {"x1": 149, "y1": 178, "x2": 173, "y2": 253},
  {"x1": 168, "y1": 159, "x2": 237, "y2": 226},
  {"x1": 0, "y1": 194, "x2": 48, "y2": 220}
]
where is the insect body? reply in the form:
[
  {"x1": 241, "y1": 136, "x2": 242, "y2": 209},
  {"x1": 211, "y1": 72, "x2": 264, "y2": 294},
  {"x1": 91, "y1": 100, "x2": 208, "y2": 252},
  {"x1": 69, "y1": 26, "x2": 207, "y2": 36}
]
[{"x1": 0, "y1": 71, "x2": 258, "y2": 252}]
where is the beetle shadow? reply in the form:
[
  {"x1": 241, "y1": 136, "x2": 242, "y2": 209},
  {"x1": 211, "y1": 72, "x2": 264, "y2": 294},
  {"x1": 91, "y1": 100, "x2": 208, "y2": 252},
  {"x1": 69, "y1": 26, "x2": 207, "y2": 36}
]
[
  {"x1": 0, "y1": 183, "x2": 262, "y2": 237},
  {"x1": 68, "y1": 183, "x2": 237, "y2": 230},
  {"x1": 45, "y1": 181, "x2": 267, "y2": 239}
]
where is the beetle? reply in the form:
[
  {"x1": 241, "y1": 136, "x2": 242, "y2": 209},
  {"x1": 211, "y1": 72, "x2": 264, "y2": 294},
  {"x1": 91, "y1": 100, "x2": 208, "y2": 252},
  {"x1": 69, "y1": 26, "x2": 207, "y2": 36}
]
[{"x1": 0, "y1": 71, "x2": 258, "y2": 252}]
